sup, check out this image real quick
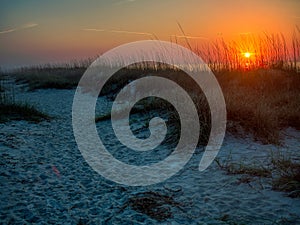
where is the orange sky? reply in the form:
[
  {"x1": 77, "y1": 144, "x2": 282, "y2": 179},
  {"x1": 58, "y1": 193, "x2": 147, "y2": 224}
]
[{"x1": 0, "y1": 0, "x2": 299, "y2": 69}]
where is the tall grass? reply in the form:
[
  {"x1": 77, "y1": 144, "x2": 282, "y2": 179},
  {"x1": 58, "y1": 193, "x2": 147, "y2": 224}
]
[
  {"x1": 89, "y1": 31, "x2": 299, "y2": 145},
  {"x1": 98, "y1": 66, "x2": 300, "y2": 145},
  {"x1": 271, "y1": 153, "x2": 300, "y2": 198},
  {"x1": 193, "y1": 29, "x2": 300, "y2": 72},
  {"x1": 1, "y1": 31, "x2": 299, "y2": 143},
  {"x1": 3, "y1": 30, "x2": 299, "y2": 91},
  {"x1": 6, "y1": 58, "x2": 93, "y2": 90},
  {"x1": 0, "y1": 78, "x2": 15, "y2": 104},
  {"x1": 218, "y1": 69, "x2": 300, "y2": 144}
]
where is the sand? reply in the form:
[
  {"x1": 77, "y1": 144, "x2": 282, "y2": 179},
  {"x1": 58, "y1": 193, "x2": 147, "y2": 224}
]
[{"x1": 0, "y1": 88, "x2": 299, "y2": 224}]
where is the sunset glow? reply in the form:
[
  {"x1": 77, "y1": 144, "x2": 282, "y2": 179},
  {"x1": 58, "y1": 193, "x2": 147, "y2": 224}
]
[
  {"x1": 244, "y1": 52, "x2": 251, "y2": 58},
  {"x1": 0, "y1": 0, "x2": 299, "y2": 68}
]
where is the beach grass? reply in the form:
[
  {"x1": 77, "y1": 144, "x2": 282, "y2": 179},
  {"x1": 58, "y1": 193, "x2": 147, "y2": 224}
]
[
  {"x1": 95, "y1": 66, "x2": 299, "y2": 145},
  {"x1": 271, "y1": 154, "x2": 300, "y2": 198},
  {"x1": 6, "y1": 65, "x2": 299, "y2": 145},
  {"x1": 218, "y1": 69, "x2": 300, "y2": 144},
  {"x1": 0, "y1": 103, "x2": 50, "y2": 123},
  {"x1": 0, "y1": 76, "x2": 50, "y2": 122},
  {"x1": 2, "y1": 31, "x2": 299, "y2": 144},
  {"x1": 215, "y1": 157, "x2": 272, "y2": 178},
  {"x1": 216, "y1": 152, "x2": 300, "y2": 198},
  {"x1": 6, "y1": 59, "x2": 92, "y2": 91},
  {"x1": 127, "y1": 191, "x2": 181, "y2": 221},
  {"x1": 13, "y1": 67, "x2": 85, "y2": 90}
]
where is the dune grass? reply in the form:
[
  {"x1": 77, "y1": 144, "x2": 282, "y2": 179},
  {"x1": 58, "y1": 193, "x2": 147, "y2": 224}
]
[
  {"x1": 6, "y1": 59, "x2": 92, "y2": 91},
  {"x1": 0, "y1": 103, "x2": 50, "y2": 123},
  {"x1": 96, "y1": 66, "x2": 299, "y2": 145},
  {"x1": 0, "y1": 77, "x2": 50, "y2": 123},
  {"x1": 6, "y1": 62, "x2": 298, "y2": 145},
  {"x1": 215, "y1": 160, "x2": 272, "y2": 178},
  {"x1": 194, "y1": 29, "x2": 300, "y2": 72},
  {"x1": 216, "y1": 151, "x2": 300, "y2": 198},
  {"x1": 271, "y1": 154, "x2": 300, "y2": 198},
  {"x1": 95, "y1": 67, "x2": 212, "y2": 145},
  {"x1": 2, "y1": 31, "x2": 299, "y2": 144},
  {"x1": 219, "y1": 69, "x2": 300, "y2": 144},
  {"x1": 126, "y1": 191, "x2": 181, "y2": 221},
  {"x1": 12, "y1": 67, "x2": 85, "y2": 91}
]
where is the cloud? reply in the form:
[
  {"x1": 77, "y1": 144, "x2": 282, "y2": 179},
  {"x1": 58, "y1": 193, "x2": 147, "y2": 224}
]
[
  {"x1": 0, "y1": 29, "x2": 16, "y2": 34},
  {"x1": 0, "y1": 22, "x2": 38, "y2": 35},
  {"x1": 83, "y1": 28, "x2": 105, "y2": 32},
  {"x1": 84, "y1": 28, "x2": 209, "y2": 41},
  {"x1": 22, "y1": 23, "x2": 39, "y2": 29},
  {"x1": 171, "y1": 35, "x2": 208, "y2": 40},
  {"x1": 83, "y1": 28, "x2": 153, "y2": 36},
  {"x1": 110, "y1": 29, "x2": 152, "y2": 36}
]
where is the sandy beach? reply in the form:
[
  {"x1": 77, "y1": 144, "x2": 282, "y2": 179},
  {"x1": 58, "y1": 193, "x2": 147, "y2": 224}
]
[{"x1": 0, "y1": 87, "x2": 299, "y2": 224}]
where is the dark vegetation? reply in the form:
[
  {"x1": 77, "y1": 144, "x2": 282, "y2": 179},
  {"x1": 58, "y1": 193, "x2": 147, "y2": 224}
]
[
  {"x1": 271, "y1": 154, "x2": 300, "y2": 198},
  {"x1": 96, "y1": 65, "x2": 211, "y2": 145},
  {"x1": 217, "y1": 69, "x2": 300, "y2": 144},
  {"x1": 215, "y1": 158, "x2": 272, "y2": 178},
  {"x1": 216, "y1": 153, "x2": 300, "y2": 198},
  {"x1": 127, "y1": 191, "x2": 181, "y2": 221},
  {"x1": 13, "y1": 67, "x2": 85, "y2": 91},
  {"x1": 0, "y1": 75, "x2": 50, "y2": 123},
  {"x1": 1, "y1": 31, "x2": 298, "y2": 143},
  {"x1": 6, "y1": 59, "x2": 92, "y2": 90},
  {"x1": 0, "y1": 103, "x2": 50, "y2": 123},
  {"x1": 4, "y1": 58, "x2": 299, "y2": 144},
  {"x1": 94, "y1": 64, "x2": 300, "y2": 145}
]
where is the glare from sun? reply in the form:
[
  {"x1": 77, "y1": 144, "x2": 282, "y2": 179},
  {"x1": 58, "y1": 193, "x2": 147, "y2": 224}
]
[{"x1": 244, "y1": 52, "x2": 251, "y2": 58}]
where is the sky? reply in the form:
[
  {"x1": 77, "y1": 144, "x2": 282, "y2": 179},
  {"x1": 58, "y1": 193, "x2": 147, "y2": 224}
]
[{"x1": 0, "y1": 0, "x2": 299, "y2": 69}]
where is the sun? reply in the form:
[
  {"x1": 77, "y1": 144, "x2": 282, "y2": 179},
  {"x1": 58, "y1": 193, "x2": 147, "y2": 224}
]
[{"x1": 244, "y1": 52, "x2": 251, "y2": 58}]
